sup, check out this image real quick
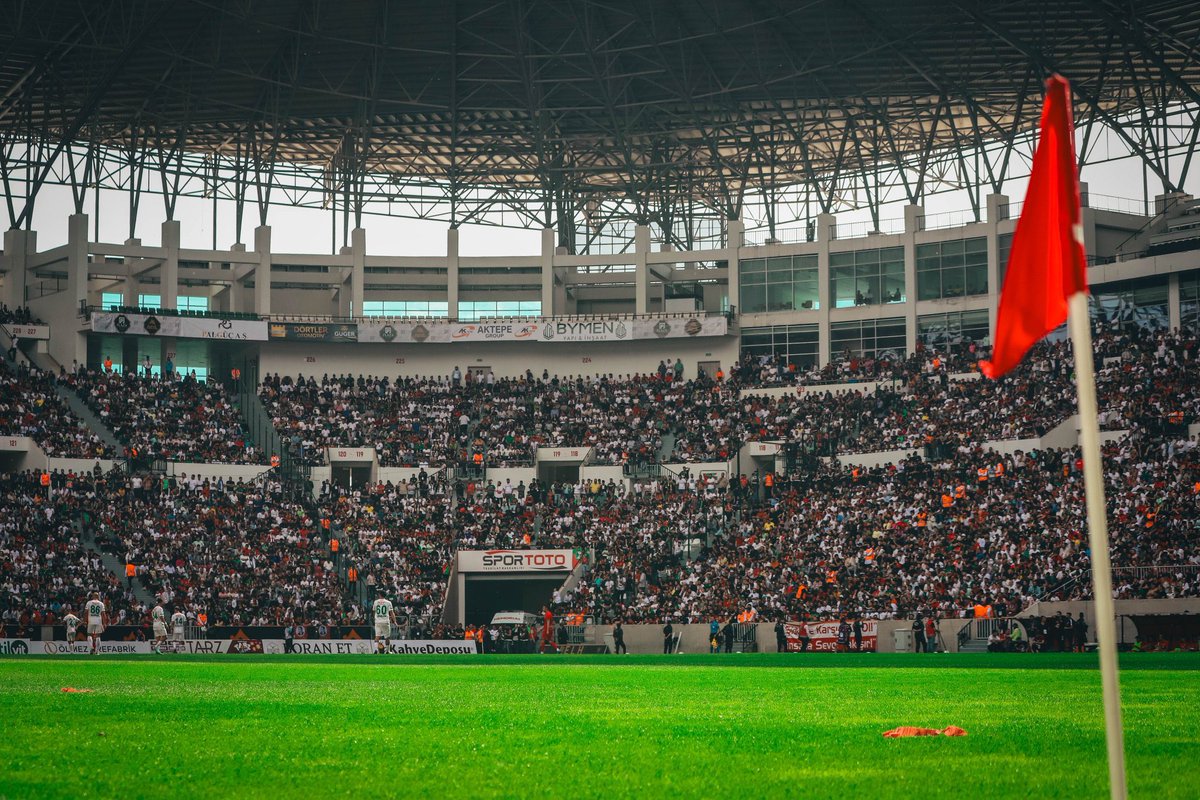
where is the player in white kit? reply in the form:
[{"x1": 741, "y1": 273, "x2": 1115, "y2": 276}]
[
  {"x1": 171, "y1": 610, "x2": 187, "y2": 645},
  {"x1": 63, "y1": 608, "x2": 81, "y2": 645},
  {"x1": 151, "y1": 602, "x2": 168, "y2": 653},
  {"x1": 373, "y1": 598, "x2": 396, "y2": 654},
  {"x1": 84, "y1": 593, "x2": 107, "y2": 655}
]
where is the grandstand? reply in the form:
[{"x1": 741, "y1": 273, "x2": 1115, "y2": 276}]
[{"x1": 2, "y1": 3, "x2": 1200, "y2": 796}]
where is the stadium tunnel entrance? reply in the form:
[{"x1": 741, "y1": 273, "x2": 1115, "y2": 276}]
[
  {"x1": 449, "y1": 549, "x2": 577, "y2": 625},
  {"x1": 464, "y1": 576, "x2": 564, "y2": 626}
]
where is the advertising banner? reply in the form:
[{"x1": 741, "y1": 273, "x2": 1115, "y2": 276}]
[
  {"x1": 457, "y1": 549, "x2": 576, "y2": 573},
  {"x1": 631, "y1": 315, "x2": 728, "y2": 339},
  {"x1": 784, "y1": 620, "x2": 877, "y2": 653},
  {"x1": 177, "y1": 317, "x2": 268, "y2": 341},
  {"x1": 448, "y1": 321, "x2": 542, "y2": 342},
  {"x1": 1, "y1": 323, "x2": 50, "y2": 340},
  {"x1": 358, "y1": 320, "x2": 452, "y2": 344},
  {"x1": 38, "y1": 640, "x2": 156, "y2": 655},
  {"x1": 4, "y1": 638, "x2": 476, "y2": 656},
  {"x1": 268, "y1": 321, "x2": 359, "y2": 343},
  {"x1": 279, "y1": 639, "x2": 477, "y2": 655},
  {"x1": 537, "y1": 319, "x2": 630, "y2": 342},
  {"x1": 91, "y1": 312, "x2": 181, "y2": 337}
]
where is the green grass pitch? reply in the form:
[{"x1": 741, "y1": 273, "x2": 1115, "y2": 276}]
[{"x1": 1, "y1": 653, "x2": 1198, "y2": 798}]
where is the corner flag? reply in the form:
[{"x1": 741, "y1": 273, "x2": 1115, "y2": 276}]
[
  {"x1": 982, "y1": 74, "x2": 1127, "y2": 800},
  {"x1": 980, "y1": 74, "x2": 1087, "y2": 379}
]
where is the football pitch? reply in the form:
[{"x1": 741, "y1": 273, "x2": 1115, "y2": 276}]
[{"x1": 1, "y1": 653, "x2": 1198, "y2": 799}]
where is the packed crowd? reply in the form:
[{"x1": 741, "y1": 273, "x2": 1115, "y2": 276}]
[
  {"x1": 258, "y1": 371, "x2": 672, "y2": 468},
  {"x1": 0, "y1": 364, "x2": 113, "y2": 458},
  {"x1": 253, "y1": 328, "x2": 1200, "y2": 469},
  {"x1": 69, "y1": 368, "x2": 262, "y2": 464},
  {"x1": 3, "y1": 425, "x2": 1197, "y2": 634},
  {"x1": 0, "y1": 467, "x2": 355, "y2": 632},
  {"x1": 0, "y1": 469, "x2": 131, "y2": 632}
]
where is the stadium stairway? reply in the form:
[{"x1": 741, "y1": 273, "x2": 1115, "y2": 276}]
[
  {"x1": 74, "y1": 511, "x2": 158, "y2": 608},
  {"x1": 656, "y1": 431, "x2": 677, "y2": 463},
  {"x1": 53, "y1": 380, "x2": 125, "y2": 455}
]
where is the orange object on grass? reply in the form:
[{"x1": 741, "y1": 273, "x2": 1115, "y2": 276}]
[{"x1": 882, "y1": 726, "x2": 967, "y2": 738}]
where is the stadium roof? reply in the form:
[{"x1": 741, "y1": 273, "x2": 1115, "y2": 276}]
[{"x1": 3, "y1": 0, "x2": 1200, "y2": 245}]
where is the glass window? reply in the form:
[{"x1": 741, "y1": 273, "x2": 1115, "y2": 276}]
[
  {"x1": 101, "y1": 292, "x2": 123, "y2": 311},
  {"x1": 138, "y1": 294, "x2": 161, "y2": 310},
  {"x1": 457, "y1": 300, "x2": 541, "y2": 321},
  {"x1": 998, "y1": 233, "x2": 1014, "y2": 288},
  {"x1": 739, "y1": 255, "x2": 818, "y2": 312},
  {"x1": 918, "y1": 310, "x2": 990, "y2": 349},
  {"x1": 1089, "y1": 277, "x2": 1169, "y2": 332},
  {"x1": 362, "y1": 300, "x2": 450, "y2": 317},
  {"x1": 1181, "y1": 271, "x2": 1200, "y2": 331},
  {"x1": 739, "y1": 324, "x2": 819, "y2": 369},
  {"x1": 169, "y1": 340, "x2": 209, "y2": 381},
  {"x1": 830, "y1": 247, "x2": 904, "y2": 308},
  {"x1": 830, "y1": 318, "x2": 907, "y2": 360},
  {"x1": 915, "y1": 237, "x2": 988, "y2": 300},
  {"x1": 177, "y1": 295, "x2": 209, "y2": 313}
]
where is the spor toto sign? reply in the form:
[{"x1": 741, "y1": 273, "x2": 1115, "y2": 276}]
[{"x1": 458, "y1": 549, "x2": 576, "y2": 572}]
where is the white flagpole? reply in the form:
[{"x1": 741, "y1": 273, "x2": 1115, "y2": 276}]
[{"x1": 1066, "y1": 290, "x2": 1127, "y2": 800}]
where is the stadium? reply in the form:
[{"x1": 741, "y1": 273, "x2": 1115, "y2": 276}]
[{"x1": 1, "y1": 0, "x2": 1199, "y2": 796}]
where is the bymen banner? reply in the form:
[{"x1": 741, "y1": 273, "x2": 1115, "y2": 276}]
[{"x1": 457, "y1": 549, "x2": 576, "y2": 573}]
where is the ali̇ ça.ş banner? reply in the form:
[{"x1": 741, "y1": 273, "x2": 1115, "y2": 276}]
[{"x1": 784, "y1": 620, "x2": 877, "y2": 652}]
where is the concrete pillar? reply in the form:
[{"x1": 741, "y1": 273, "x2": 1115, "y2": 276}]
[
  {"x1": 350, "y1": 227, "x2": 366, "y2": 317},
  {"x1": 1169, "y1": 272, "x2": 1181, "y2": 331},
  {"x1": 985, "y1": 194, "x2": 1008, "y2": 341},
  {"x1": 65, "y1": 215, "x2": 88, "y2": 314},
  {"x1": 904, "y1": 203, "x2": 924, "y2": 234},
  {"x1": 447, "y1": 227, "x2": 460, "y2": 319},
  {"x1": 65, "y1": 216, "x2": 88, "y2": 366},
  {"x1": 726, "y1": 218, "x2": 743, "y2": 312},
  {"x1": 1, "y1": 230, "x2": 31, "y2": 311},
  {"x1": 337, "y1": 244, "x2": 353, "y2": 317},
  {"x1": 254, "y1": 226, "x2": 271, "y2": 316},
  {"x1": 161, "y1": 219, "x2": 180, "y2": 310},
  {"x1": 901, "y1": 206, "x2": 922, "y2": 354},
  {"x1": 540, "y1": 228, "x2": 555, "y2": 315},
  {"x1": 986, "y1": 193, "x2": 1010, "y2": 224},
  {"x1": 123, "y1": 237, "x2": 141, "y2": 307},
  {"x1": 2, "y1": 228, "x2": 32, "y2": 310},
  {"x1": 634, "y1": 224, "x2": 650, "y2": 314},
  {"x1": 816, "y1": 213, "x2": 834, "y2": 365},
  {"x1": 228, "y1": 242, "x2": 246, "y2": 314}
]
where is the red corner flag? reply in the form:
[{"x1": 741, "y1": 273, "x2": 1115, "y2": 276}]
[{"x1": 981, "y1": 75, "x2": 1089, "y2": 379}]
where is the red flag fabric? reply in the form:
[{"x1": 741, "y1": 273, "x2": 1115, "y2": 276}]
[{"x1": 980, "y1": 75, "x2": 1088, "y2": 379}]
